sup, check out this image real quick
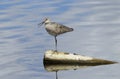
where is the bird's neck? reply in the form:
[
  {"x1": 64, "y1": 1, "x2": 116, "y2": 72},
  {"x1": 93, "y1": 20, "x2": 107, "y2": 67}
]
[
  {"x1": 45, "y1": 20, "x2": 51, "y2": 25},
  {"x1": 45, "y1": 19, "x2": 50, "y2": 23},
  {"x1": 45, "y1": 22, "x2": 49, "y2": 25}
]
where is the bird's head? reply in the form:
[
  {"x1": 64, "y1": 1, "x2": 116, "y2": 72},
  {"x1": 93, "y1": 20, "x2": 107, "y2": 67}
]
[{"x1": 38, "y1": 18, "x2": 50, "y2": 26}]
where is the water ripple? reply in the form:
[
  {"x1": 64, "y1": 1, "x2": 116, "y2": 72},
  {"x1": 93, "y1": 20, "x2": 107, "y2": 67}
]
[{"x1": 0, "y1": 0, "x2": 120, "y2": 79}]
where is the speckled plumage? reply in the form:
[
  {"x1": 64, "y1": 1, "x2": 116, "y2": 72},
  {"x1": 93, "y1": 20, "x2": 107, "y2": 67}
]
[
  {"x1": 39, "y1": 18, "x2": 73, "y2": 51},
  {"x1": 45, "y1": 22, "x2": 73, "y2": 36}
]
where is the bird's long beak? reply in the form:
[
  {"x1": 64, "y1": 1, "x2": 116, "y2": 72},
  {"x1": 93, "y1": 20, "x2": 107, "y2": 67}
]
[{"x1": 38, "y1": 21, "x2": 45, "y2": 27}]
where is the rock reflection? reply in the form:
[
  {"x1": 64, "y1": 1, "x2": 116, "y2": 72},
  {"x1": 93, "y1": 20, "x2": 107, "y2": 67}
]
[
  {"x1": 43, "y1": 60, "x2": 111, "y2": 79},
  {"x1": 44, "y1": 63, "x2": 92, "y2": 79},
  {"x1": 44, "y1": 63, "x2": 91, "y2": 72}
]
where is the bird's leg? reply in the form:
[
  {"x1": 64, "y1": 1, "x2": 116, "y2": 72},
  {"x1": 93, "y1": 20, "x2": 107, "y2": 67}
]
[{"x1": 54, "y1": 36, "x2": 57, "y2": 51}]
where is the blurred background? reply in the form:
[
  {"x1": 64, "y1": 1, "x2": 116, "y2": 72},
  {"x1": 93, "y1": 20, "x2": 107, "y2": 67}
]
[{"x1": 0, "y1": 0, "x2": 119, "y2": 79}]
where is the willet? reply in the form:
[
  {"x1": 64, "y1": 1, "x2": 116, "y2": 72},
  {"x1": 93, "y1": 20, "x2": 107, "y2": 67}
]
[{"x1": 38, "y1": 18, "x2": 73, "y2": 51}]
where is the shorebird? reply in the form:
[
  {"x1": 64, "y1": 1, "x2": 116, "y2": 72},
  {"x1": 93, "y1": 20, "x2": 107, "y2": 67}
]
[{"x1": 38, "y1": 18, "x2": 73, "y2": 51}]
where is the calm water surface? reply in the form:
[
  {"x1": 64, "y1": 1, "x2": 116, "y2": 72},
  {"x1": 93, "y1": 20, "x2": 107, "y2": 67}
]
[{"x1": 0, "y1": 0, "x2": 120, "y2": 79}]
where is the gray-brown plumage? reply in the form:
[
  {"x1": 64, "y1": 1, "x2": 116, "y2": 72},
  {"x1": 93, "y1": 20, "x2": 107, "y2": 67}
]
[{"x1": 38, "y1": 18, "x2": 73, "y2": 51}]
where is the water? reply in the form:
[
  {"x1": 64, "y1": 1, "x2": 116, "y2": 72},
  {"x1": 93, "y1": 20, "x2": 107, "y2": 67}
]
[{"x1": 0, "y1": 0, "x2": 120, "y2": 79}]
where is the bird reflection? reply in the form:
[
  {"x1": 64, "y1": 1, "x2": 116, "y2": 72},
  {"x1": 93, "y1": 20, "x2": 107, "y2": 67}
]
[{"x1": 55, "y1": 71, "x2": 58, "y2": 79}]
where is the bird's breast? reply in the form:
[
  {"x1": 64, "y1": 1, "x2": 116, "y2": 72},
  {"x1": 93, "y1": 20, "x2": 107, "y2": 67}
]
[
  {"x1": 45, "y1": 24, "x2": 56, "y2": 31},
  {"x1": 45, "y1": 24, "x2": 58, "y2": 36}
]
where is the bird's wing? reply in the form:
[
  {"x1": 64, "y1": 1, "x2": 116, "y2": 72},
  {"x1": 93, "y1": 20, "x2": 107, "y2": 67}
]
[{"x1": 51, "y1": 22, "x2": 73, "y2": 34}]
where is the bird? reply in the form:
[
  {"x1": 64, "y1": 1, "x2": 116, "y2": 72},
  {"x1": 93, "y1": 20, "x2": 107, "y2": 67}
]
[{"x1": 38, "y1": 18, "x2": 73, "y2": 51}]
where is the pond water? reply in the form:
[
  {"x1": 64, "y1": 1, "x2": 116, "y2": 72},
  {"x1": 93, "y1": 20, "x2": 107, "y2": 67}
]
[{"x1": 0, "y1": 0, "x2": 120, "y2": 79}]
